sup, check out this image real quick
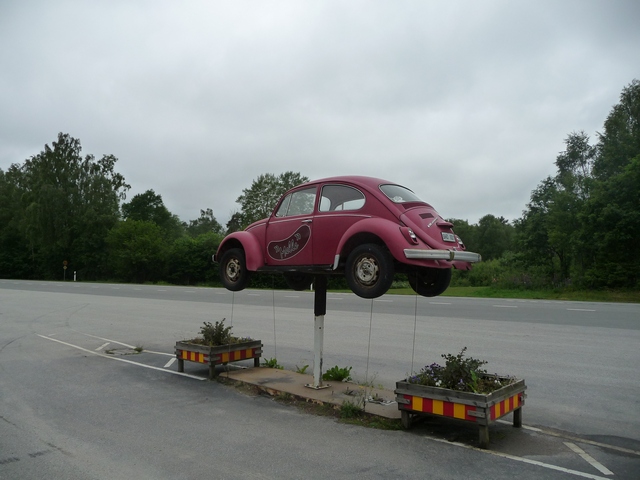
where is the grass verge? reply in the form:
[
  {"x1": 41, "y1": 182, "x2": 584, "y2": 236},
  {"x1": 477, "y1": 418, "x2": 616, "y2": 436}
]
[{"x1": 388, "y1": 286, "x2": 640, "y2": 303}]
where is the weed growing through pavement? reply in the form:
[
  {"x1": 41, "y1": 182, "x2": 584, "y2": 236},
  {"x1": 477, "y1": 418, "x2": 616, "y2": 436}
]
[
  {"x1": 322, "y1": 365, "x2": 352, "y2": 382},
  {"x1": 262, "y1": 357, "x2": 283, "y2": 369},
  {"x1": 339, "y1": 399, "x2": 364, "y2": 419}
]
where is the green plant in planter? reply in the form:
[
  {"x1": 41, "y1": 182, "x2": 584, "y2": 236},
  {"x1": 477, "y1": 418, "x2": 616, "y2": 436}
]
[
  {"x1": 409, "y1": 347, "x2": 514, "y2": 394},
  {"x1": 200, "y1": 319, "x2": 233, "y2": 345},
  {"x1": 186, "y1": 319, "x2": 251, "y2": 346}
]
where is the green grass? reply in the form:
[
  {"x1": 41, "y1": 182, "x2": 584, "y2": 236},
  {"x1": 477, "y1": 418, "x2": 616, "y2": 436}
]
[{"x1": 387, "y1": 285, "x2": 640, "y2": 303}]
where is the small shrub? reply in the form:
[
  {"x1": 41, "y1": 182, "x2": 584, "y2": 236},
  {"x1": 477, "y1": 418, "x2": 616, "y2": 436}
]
[
  {"x1": 262, "y1": 357, "x2": 283, "y2": 369},
  {"x1": 323, "y1": 365, "x2": 352, "y2": 382},
  {"x1": 339, "y1": 399, "x2": 364, "y2": 419},
  {"x1": 200, "y1": 319, "x2": 233, "y2": 346}
]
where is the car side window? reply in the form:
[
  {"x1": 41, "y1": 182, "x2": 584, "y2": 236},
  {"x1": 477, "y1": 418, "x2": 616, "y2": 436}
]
[
  {"x1": 319, "y1": 185, "x2": 365, "y2": 212},
  {"x1": 275, "y1": 187, "x2": 316, "y2": 217}
]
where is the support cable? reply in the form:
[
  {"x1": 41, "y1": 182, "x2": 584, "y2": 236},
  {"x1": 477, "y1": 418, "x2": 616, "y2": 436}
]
[
  {"x1": 411, "y1": 290, "x2": 419, "y2": 374},
  {"x1": 272, "y1": 278, "x2": 278, "y2": 360}
]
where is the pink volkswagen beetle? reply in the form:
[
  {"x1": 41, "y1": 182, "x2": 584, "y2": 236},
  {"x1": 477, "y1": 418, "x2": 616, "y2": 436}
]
[{"x1": 214, "y1": 176, "x2": 481, "y2": 299}]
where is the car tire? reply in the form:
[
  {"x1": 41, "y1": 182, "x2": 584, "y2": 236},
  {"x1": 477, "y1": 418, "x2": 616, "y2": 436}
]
[
  {"x1": 283, "y1": 272, "x2": 313, "y2": 291},
  {"x1": 408, "y1": 267, "x2": 451, "y2": 297},
  {"x1": 345, "y1": 244, "x2": 394, "y2": 299},
  {"x1": 219, "y1": 248, "x2": 251, "y2": 291}
]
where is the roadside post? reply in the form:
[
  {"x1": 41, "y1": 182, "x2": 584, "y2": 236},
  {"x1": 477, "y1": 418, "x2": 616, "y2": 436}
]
[{"x1": 306, "y1": 274, "x2": 330, "y2": 390}]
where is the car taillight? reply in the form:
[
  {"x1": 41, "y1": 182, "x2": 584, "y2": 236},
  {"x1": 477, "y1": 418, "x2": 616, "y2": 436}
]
[{"x1": 400, "y1": 227, "x2": 419, "y2": 245}]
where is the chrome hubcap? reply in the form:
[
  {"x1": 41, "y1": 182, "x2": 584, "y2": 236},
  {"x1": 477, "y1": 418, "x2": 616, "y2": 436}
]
[
  {"x1": 226, "y1": 258, "x2": 241, "y2": 281},
  {"x1": 354, "y1": 256, "x2": 379, "y2": 285}
]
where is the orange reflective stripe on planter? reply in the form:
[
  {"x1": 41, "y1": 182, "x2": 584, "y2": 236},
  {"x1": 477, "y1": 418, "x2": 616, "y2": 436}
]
[
  {"x1": 406, "y1": 395, "x2": 479, "y2": 422},
  {"x1": 179, "y1": 350, "x2": 207, "y2": 363},
  {"x1": 490, "y1": 392, "x2": 522, "y2": 420},
  {"x1": 395, "y1": 376, "x2": 527, "y2": 449},
  {"x1": 175, "y1": 340, "x2": 263, "y2": 380},
  {"x1": 217, "y1": 348, "x2": 258, "y2": 364}
]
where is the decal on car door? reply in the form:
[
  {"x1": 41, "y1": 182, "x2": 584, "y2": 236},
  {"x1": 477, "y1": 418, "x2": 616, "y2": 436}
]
[{"x1": 267, "y1": 225, "x2": 311, "y2": 261}]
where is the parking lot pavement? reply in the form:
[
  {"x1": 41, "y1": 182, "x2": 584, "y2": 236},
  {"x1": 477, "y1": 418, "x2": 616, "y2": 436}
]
[{"x1": 36, "y1": 332, "x2": 640, "y2": 480}]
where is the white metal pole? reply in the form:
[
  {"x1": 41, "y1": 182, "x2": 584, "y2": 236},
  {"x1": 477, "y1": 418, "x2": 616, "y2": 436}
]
[{"x1": 312, "y1": 314, "x2": 324, "y2": 388}]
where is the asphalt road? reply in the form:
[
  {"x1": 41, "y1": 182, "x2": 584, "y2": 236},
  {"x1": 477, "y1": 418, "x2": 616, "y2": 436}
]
[{"x1": 1, "y1": 280, "x2": 639, "y2": 479}]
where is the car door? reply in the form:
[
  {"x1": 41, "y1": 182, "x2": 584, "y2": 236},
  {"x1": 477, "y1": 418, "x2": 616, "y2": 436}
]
[
  {"x1": 264, "y1": 186, "x2": 317, "y2": 267},
  {"x1": 312, "y1": 184, "x2": 367, "y2": 266}
]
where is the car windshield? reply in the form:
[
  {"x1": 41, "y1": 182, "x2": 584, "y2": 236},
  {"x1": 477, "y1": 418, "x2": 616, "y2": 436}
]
[{"x1": 379, "y1": 184, "x2": 423, "y2": 203}]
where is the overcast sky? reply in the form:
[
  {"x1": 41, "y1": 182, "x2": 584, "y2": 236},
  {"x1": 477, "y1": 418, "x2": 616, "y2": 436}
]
[{"x1": 1, "y1": 1, "x2": 638, "y2": 227}]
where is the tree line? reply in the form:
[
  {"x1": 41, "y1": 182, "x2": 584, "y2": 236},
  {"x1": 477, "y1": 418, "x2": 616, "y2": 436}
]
[
  {"x1": 1, "y1": 80, "x2": 638, "y2": 290},
  {"x1": 454, "y1": 79, "x2": 639, "y2": 291}
]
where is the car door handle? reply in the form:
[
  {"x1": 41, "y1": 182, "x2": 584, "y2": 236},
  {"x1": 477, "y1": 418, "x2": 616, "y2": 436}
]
[{"x1": 301, "y1": 219, "x2": 313, "y2": 223}]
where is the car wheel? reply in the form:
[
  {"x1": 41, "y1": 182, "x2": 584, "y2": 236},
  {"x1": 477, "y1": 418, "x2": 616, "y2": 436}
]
[
  {"x1": 283, "y1": 272, "x2": 313, "y2": 291},
  {"x1": 219, "y1": 248, "x2": 251, "y2": 291},
  {"x1": 408, "y1": 267, "x2": 451, "y2": 297},
  {"x1": 345, "y1": 244, "x2": 394, "y2": 299}
]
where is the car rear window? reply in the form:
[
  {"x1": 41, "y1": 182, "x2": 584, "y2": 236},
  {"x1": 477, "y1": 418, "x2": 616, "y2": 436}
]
[{"x1": 379, "y1": 184, "x2": 423, "y2": 203}]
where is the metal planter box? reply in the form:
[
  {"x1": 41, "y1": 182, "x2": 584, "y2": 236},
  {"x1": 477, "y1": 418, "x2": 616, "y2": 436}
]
[
  {"x1": 175, "y1": 340, "x2": 263, "y2": 380},
  {"x1": 395, "y1": 375, "x2": 526, "y2": 448}
]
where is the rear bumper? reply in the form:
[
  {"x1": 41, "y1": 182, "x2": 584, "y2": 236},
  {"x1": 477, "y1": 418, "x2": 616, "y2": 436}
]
[{"x1": 404, "y1": 249, "x2": 481, "y2": 263}]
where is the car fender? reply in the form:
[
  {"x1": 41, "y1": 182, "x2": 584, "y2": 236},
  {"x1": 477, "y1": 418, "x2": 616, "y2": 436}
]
[
  {"x1": 334, "y1": 217, "x2": 410, "y2": 265},
  {"x1": 215, "y1": 231, "x2": 264, "y2": 271}
]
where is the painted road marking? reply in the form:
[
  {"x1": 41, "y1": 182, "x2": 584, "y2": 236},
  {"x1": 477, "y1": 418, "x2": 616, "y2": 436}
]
[
  {"x1": 164, "y1": 358, "x2": 177, "y2": 368},
  {"x1": 565, "y1": 442, "x2": 614, "y2": 476},
  {"x1": 77, "y1": 332, "x2": 173, "y2": 356},
  {"x1": 429, "y1": 302, "x2": 452, "y2": 305},
  {"x1": 95, "y1": 342, "x2": 110, "y2": 351},
  {"x1": 493, "y1": 305, "x2": 518, "y2": 308},
  {"x1": 37, "y1": 335, "x2": 204, "y2": 380},
  {"x1": 496, "y1": 419, "x2": 640, "y2": 456},
  {"x1": 567, "y1": 308, "x2": 596, "y2": 312},
  {"x1": 431, "y1": 437, "x2": 613, "y2": 480}
]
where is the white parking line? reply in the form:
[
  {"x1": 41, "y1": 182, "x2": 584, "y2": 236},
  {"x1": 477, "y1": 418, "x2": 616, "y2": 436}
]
[
  {"x1": 95, "y1": 342, "x2": 110, "y2": 351},
  {"x1": 496, "y1": 419, "x2": 640, "y2": 456},
  {"x1": 493, "y1": 305, "x2": 518, "y2": 308},
  {"x1": 164, "y1": 358, "x2": 177, "y2": 368},
  {"x1": 431, "y1": 437, "x2": 613, "y2": 480},
  {"x1": 567, "y1": 308, "x2": 596, "y2": 312},
  {"x1": 565, "y1": 442, "x2": 614, "y2": 476},
  {"x1": 429, "y1": 302, "x2": 451, "y2": 305},
  {"x1": 37, "y1": 335, "x2": 204, "y2": 380},
  {"x1": 77, "y1": 332, "x2": 174, "y2": 356}
]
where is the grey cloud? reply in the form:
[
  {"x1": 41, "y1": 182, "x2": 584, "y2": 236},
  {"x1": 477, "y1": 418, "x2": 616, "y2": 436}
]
[{"x1": 1, "y1": 0, "x2": 638, "y2": 226}]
